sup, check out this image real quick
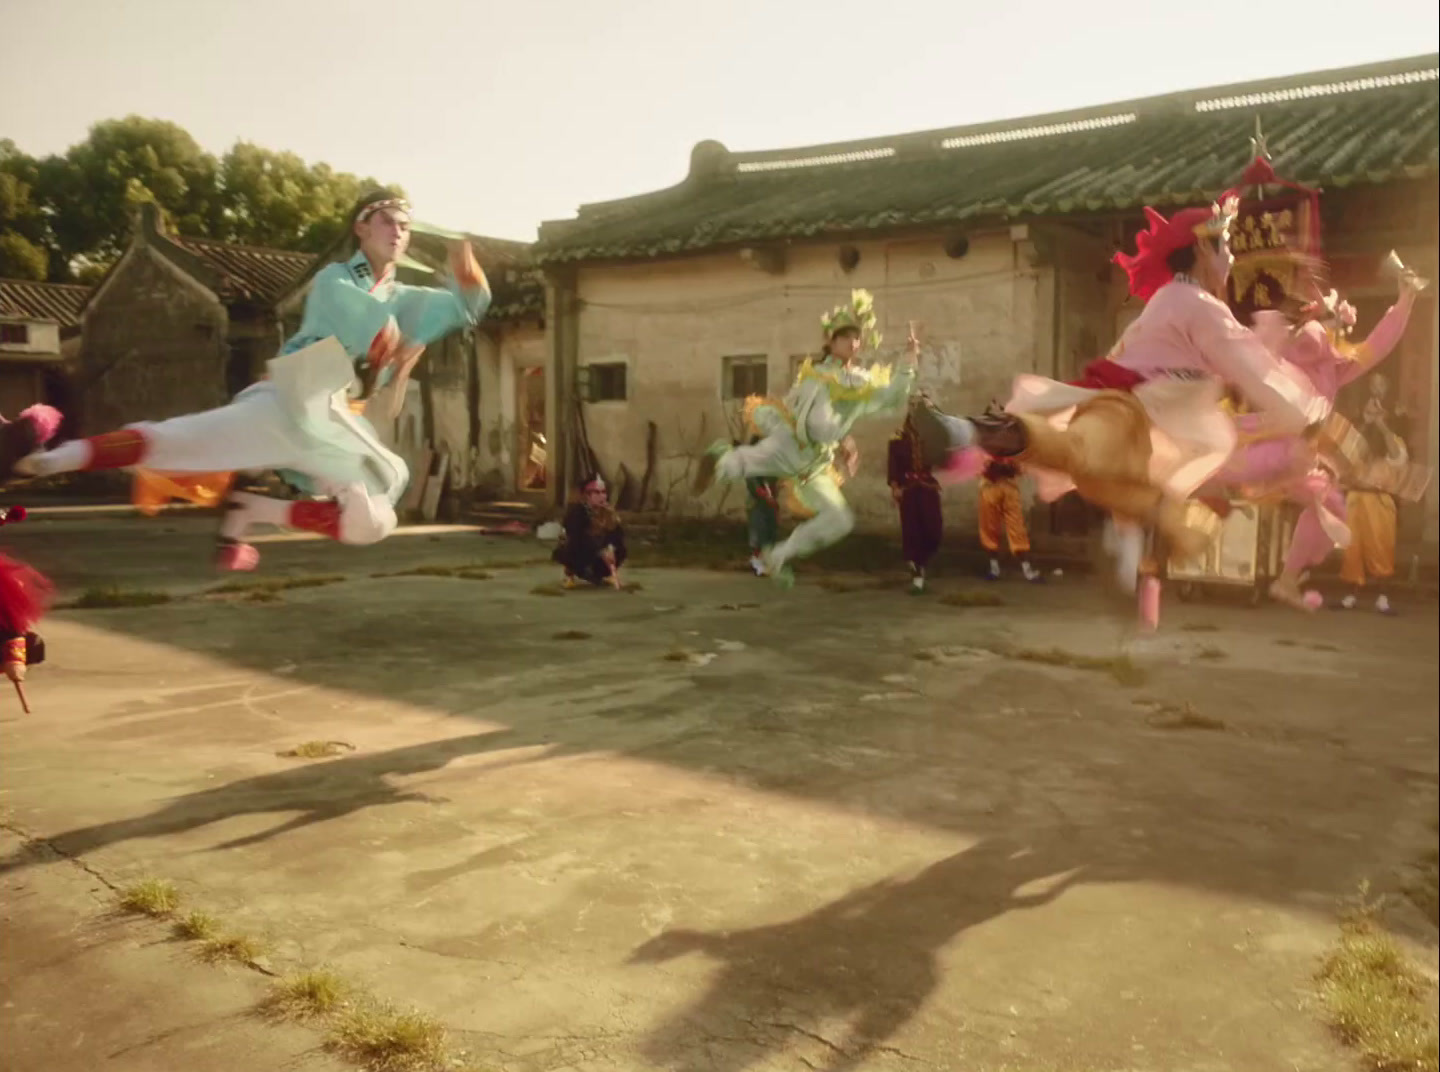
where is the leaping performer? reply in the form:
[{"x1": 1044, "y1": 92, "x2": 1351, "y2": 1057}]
[
  {"x1": 693, "y1": 290, "x2": 918, "y2": 587},
  {"x1": 1, "y1": 405, "x2": 62, "y2": 713},
  {"x1": 908, "y1": 196, "x2": 1321, "y2": 612},
  {"x1": 0, "y1": 507, "x2": 51, "y2": 713},
  {"x1": 8, "y1": 191, "x2": 492, "y2": 571},
  {"x1": 1208, "y1": 257, "x2": 1429, "y2": 610}
]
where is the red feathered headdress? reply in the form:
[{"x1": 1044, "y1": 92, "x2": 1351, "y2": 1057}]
[
  {"x1": 0, "y1": 552, "x2": 51, "y2": 634},
  {"x1": 1114, "y1": 198, "x2": 1239, "y2": 302}
]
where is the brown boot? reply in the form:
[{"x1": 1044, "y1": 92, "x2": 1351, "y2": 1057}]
[{"x1": 969, "y1": 411, "x2": 1028, "y2": 458}]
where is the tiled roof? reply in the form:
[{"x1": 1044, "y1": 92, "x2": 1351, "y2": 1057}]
[
  {"x1": 487, "y1": 263, "x2": 546, "y2": 322},
  {"x1": 0, "y1": 278, "x2": 92, "y2": 328},
  {"x1": 535, "y1": 54, "x2": 1439, "y2": 264},
  {"x1": 413, "y1": 228, "x2": 545, "y2": 322},
  {"x1": 171, "y1": 235, "x2": 316, "y2": 304}
]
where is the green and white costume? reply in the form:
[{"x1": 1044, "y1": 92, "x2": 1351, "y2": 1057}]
[{"x1": 707, "y1": 291, "x2": 915, "y2": 583}]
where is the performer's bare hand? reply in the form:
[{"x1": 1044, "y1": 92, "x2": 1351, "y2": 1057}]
[
  {"x1": 891, "y1": 487, "x2": 903, "y2": 503},
  {"x1": 4, "y1": 661, "x2": 24, "y2": 684},
  {"x1": 448, "y1": 240, "x2": 488, "y2": 290}
]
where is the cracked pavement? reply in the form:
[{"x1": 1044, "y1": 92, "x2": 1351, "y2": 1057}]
[{"x1": 2, "y1": 516, "x2": 1436, "y2": 1070}]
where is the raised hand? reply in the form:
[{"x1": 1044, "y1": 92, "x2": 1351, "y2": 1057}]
[{"x1": 448, "y1": 240, "x2": 489, "y2": 289}]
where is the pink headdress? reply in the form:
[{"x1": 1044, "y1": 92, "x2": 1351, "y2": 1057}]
[{"x1": 1113, "y1": 199, "x2": 1238, "y2": 302}]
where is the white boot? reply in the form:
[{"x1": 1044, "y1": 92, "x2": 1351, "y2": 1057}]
[{"x1": 1111, "y1": 522, "x2": 1143, "y2": 595}]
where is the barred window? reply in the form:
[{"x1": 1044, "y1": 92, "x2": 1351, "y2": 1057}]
[
  {"x1": 722, "y1": 354, "x2": 768, "y2": 400},
  {"x1": 584, "y1": 362, "x2": 628, "y2": 402}
]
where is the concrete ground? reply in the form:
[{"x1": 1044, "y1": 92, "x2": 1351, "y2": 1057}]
[{"x1": 1, "y1": 514, "x2": 1437, "y2": 1072}]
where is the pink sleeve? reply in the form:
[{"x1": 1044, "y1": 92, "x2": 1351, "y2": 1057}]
[
  {"x1": 1184, "y1": 292, "x2": 1312, "y2": 437},
  {"x1": 1337, "y1": 291, "x2": 1417, "y2": 387}
]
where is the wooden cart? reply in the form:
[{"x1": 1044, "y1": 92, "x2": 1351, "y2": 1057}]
[{"x1": 1167, "y1": 500, "x2": 1294, "y2": 605}]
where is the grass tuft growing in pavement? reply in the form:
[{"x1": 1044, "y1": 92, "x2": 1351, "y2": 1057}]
[
  {"x1": 938, "y1": 589, "x2": 1005, "y2": 608},
  {"x1": 278, "y1": 740, "x2": 355, "y2": 760},
  {"x1": 327, "y1": 1001, "x2": 449, "y2": 1072},
  {"x1": 997, "y1": 645, "x2": 1148, "y2": 687},
  {"x1": 1145, "y1": 703, "x2": 1227, "y2": 732},
  {"x1": 262, "y1": 969, "x2": 353, "y2": 1021},
  {"x1": 211, "y1": 574, "x2": 346, "y2": 595},
  {"x1": 172, "y1": 911, "x2": 221, "y2": 941},
  {"x1": 117, "y1": 878, "x2": 180, "y2": 917},
  {"x1": 198, "y1": 933, "x2": 267, "y2": 967},
  {"x1": 69, "y1": 586, "x2": 172, "y2": 610},
  {"x1": 372, "y1": 565, "x2": 493, "y2": 581},
  {"x1": 1316, "y1": 886, "x2": 1438, "y2": 1072}
]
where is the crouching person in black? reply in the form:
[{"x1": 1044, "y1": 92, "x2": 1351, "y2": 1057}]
[{"x1": 553, "y1": 474, "x2": 627, "y2": 589}]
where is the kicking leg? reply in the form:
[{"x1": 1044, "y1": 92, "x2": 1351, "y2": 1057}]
[
  {"x1": 764, "y1": 473, "x2": 853, "y2": 586},
  {"x1": 16, "y1": 388, "x2": 300, "y2": 478},
  {"x1": 216, "y1": 483, "x2": 398, "y2": 571}
]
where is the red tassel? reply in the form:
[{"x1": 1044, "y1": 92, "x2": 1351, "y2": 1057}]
[
  {"x1": 84, "y1": 429, "x2": 149, "y2": 470},
  {"x1": 288, "y1": 500, "x2": 342, "y2": 541}
]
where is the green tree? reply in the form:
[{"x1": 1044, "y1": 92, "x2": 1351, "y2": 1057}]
[
  {"x1": 218, "y1": 142, "x2": 397, "y2": 252},
  {"x1": 4, "y1": 120, "x2": 405, "y2": 279},
  {"x1": 41, "y1": 116, "x2": 223, "y2": 267},
  {"x1": 0, "y1": 139, "x2": 54, "y2": 280}
]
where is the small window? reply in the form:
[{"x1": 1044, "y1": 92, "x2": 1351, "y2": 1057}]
[
  {"x1": 722, "y1": 354, "x2": 768, "y2": 400},
  {"x1": 584, "y1": 361, "x2": 628, "y2": 403},
  {"x1": 0, "y1": 323, "x2": 29, "y2": 346}
]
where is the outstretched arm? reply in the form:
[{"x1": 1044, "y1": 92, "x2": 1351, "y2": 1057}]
[
  {"x1": 1338, "y1": 288, "x2": 1419, "y2": 386},
  {"x1": 393, "y1": 241, "x2": 493, "y2": 346},
  {"x1": 1187, "y1": 293, "x2": 1313, "y2": 440}
]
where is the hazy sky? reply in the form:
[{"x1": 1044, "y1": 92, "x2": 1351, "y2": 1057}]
[{"x1": 4, "y1": 0, "x2": 1437, "y2": 241}]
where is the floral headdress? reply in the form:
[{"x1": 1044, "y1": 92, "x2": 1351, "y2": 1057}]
[
  {"x1": 1299, "y1": 288, "x2": 1357, "y2": 336},
  {"x1": 820, "y1": 289, "x2": 882, "y2": 350}
]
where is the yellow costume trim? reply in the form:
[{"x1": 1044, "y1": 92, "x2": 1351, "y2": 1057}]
[
  {"x1": 796, "y1": 358, "x2": 894, "y2": 403},
  {"x1": 742, "y1": 394, "x2": 797, "y2": 438},
  {"x1": 780, "y1": 464, "x2": 845, "y2": 520}
]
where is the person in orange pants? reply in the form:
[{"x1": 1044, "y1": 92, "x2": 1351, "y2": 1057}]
[
  {"x1": 1339, "y1": 490, "x2": 1398, "y2": 613},
  {"x1": 978, "y1": 456, "x2": 1040, "y2": 582}
]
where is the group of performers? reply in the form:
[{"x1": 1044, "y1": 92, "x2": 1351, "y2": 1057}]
[
  {"x1": 0, "y1": 176, "x2": 1432, "y2": 714},
  {"x1": 693, "y1": 191, "x2": 1429, "y2": 629}
]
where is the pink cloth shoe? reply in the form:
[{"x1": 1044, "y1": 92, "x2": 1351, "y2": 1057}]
[
  {"x1": 1138, "y1": 576, "x2": 1162, "y2": 633},
  {"x1": 216, "y1": 541, "x2": 260, "y2": 572},
  {"x1": 936, "y1": 446, "x2": 986, "y2": 485}
]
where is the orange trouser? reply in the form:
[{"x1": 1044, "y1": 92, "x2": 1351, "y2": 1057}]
[
  {"x1": 1013, "y1": 391, "x2": 1210, "y2": 558},
  {"x1": 1340, "y1": 491, "x2": 1396, "y2": 586},
  {"x1": 978, "y1": 481, "x2": 1030, "y2": 555},
  {"x1": 131, "y1": 470, "x2": 236, "y2": 516}
]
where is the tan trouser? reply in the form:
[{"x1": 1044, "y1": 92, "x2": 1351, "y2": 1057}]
[{"x1": 1014, "y1": 391, "x2": 1210, "y2": 559}]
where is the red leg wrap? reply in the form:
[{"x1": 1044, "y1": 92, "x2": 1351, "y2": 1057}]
[
  {"x1": 84, "y1": 429, "x2": 149, "y2": 470},
  {"x1": 288, "y1": 500, "x2": 342, "y2": 541}
]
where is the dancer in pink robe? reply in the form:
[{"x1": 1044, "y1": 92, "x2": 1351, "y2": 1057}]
[{"x1": 1209, "y1": 263, "x2": 1426, "y2": 609}]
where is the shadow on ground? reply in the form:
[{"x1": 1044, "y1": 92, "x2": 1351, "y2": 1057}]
[{"x1": 4, "y1": 519, "x2": 1437, "y2": 1069}]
